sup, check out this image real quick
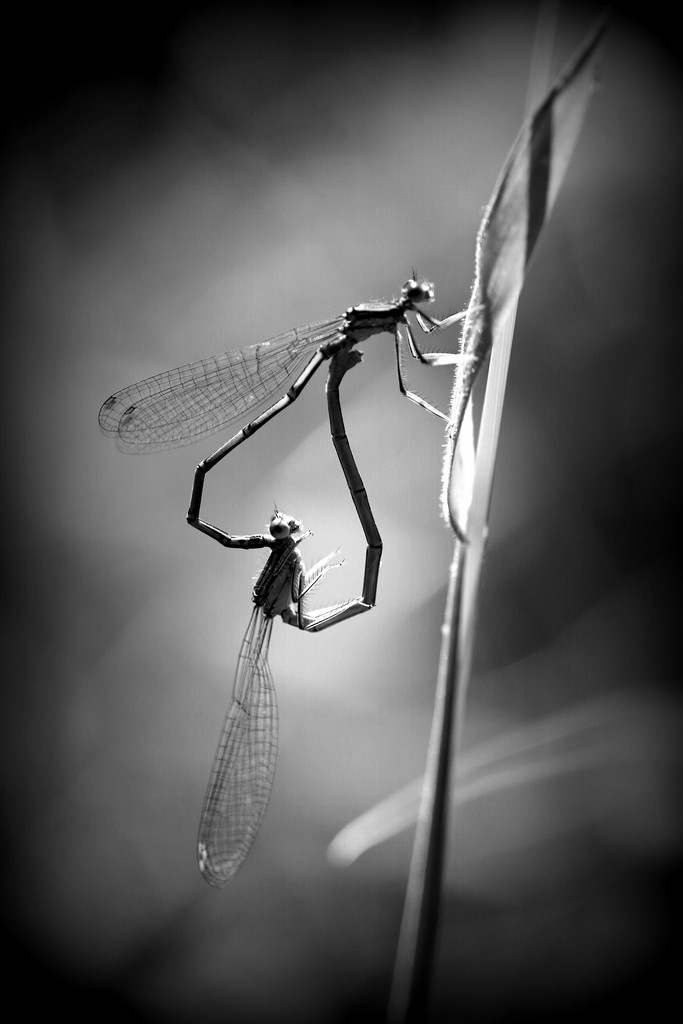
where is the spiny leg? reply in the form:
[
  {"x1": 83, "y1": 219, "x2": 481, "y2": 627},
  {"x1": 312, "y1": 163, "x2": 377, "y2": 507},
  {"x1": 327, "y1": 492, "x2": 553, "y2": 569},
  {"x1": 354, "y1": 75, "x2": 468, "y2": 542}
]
[
  {"x1": 398, "y1": 314, "x2": 476, "y2": 370},
  {"x1": 301, "y1": 349, "x2": 382, "y2": 633},
  {"x1": 414, "y1": 308, "x2": 471, "y2": 336},
  {"x1": 394, "y1": 319, "x2": 485, "y2": 446},
  {"x1": 395, "y1": 323, "x2": 452, "y2": 422}
]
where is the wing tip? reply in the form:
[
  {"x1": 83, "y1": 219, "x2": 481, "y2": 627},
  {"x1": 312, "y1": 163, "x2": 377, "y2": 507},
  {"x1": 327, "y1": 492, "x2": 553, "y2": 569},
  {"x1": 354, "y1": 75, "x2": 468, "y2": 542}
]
[{"x1": 198, "y1": 841, "x2": 239, "y2": 888}]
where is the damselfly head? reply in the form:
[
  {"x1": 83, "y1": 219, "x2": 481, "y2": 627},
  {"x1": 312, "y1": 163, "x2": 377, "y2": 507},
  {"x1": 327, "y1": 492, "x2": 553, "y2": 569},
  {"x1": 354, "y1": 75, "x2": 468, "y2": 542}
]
[
  {"x1": 270, "y1": 510, "x2": 303, "y2": 539},
  {"x1": 402, "y1": 279, "x2": 435, "y2": 305}
]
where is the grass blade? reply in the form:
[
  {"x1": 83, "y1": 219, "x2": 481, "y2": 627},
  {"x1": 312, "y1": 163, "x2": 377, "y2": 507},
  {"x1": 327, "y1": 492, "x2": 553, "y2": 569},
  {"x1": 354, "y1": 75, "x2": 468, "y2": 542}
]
[{"x1": 387, "y1": 11, "x2": 609, "y2": 1022}]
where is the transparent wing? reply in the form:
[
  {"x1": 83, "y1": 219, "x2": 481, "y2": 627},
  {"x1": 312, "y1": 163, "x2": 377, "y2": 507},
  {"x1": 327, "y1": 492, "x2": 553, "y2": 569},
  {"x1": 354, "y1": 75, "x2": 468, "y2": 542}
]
[
  {"x1": 99, "y1": 316, "x2": 345, "y2": 452},
  {"x1": 197, "y1": 607, "x2": 277, "y2": 887}
]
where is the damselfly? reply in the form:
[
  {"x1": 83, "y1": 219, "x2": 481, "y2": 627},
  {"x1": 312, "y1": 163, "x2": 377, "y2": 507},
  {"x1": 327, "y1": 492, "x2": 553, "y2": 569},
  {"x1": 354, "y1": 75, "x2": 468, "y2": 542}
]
[
  {"x1": 191, "y1": 351, "x2": 383, "y2": 886},
  {"x1": 195, "y1": 508, "x2": 346, "y2": 887},
  {"x1": 99, "y1": 278, "x2": 472, "y2": 461}
]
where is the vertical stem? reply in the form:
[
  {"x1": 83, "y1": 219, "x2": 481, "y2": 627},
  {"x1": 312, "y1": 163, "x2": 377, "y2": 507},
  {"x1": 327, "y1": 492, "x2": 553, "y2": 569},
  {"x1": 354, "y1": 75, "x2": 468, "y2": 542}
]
[
  {"x1": 386, "y1": 542, "x2": 464, "y2": 1023},
  {"x1": 386, "y1": 6, "x2": 559, "y2": 1022}
]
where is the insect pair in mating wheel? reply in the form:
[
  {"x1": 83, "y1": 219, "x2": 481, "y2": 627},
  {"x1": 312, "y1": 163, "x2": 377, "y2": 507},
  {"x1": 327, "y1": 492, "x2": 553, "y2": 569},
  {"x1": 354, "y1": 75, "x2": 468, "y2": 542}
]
[{"x1": 100, "y1": 278, "x2": 474, "y2": 885}]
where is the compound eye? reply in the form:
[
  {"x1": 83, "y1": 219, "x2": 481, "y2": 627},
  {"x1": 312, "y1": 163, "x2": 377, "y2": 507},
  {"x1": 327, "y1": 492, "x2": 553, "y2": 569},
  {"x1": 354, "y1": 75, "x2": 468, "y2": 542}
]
[{"x1": 270, "y1": 516, "x2": 290, "y2": 538}]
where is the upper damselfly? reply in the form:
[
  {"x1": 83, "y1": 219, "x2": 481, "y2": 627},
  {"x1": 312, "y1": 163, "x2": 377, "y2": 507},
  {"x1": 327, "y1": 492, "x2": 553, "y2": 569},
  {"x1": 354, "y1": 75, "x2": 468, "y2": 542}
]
[{"x1": 99, "y1": 278, "x2": 472, "y2": 458}]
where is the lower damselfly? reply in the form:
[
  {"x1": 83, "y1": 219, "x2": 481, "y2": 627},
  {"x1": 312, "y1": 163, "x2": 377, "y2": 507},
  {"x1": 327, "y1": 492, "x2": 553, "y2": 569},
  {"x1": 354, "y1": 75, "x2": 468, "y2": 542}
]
[{"x1": 195, "y1": 508, "x2": 345, "y2": 887}]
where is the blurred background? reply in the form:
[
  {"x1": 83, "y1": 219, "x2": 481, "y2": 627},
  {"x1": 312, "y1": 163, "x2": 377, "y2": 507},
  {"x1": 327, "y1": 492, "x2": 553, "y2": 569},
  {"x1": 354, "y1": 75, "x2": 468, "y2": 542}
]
[{"x1": 2, "y1": 2, "x2": 681, "y2": 1021}]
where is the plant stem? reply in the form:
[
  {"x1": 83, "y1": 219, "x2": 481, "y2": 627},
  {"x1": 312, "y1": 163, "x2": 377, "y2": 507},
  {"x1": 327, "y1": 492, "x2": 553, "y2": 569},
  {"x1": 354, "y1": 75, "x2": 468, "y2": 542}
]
[
  {"x1": 386, "y1": 540, "x2": 464, "y2": 1023},
  {"x1": 386, "y1": 6, "x2": 562, "y2": 1021}
]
